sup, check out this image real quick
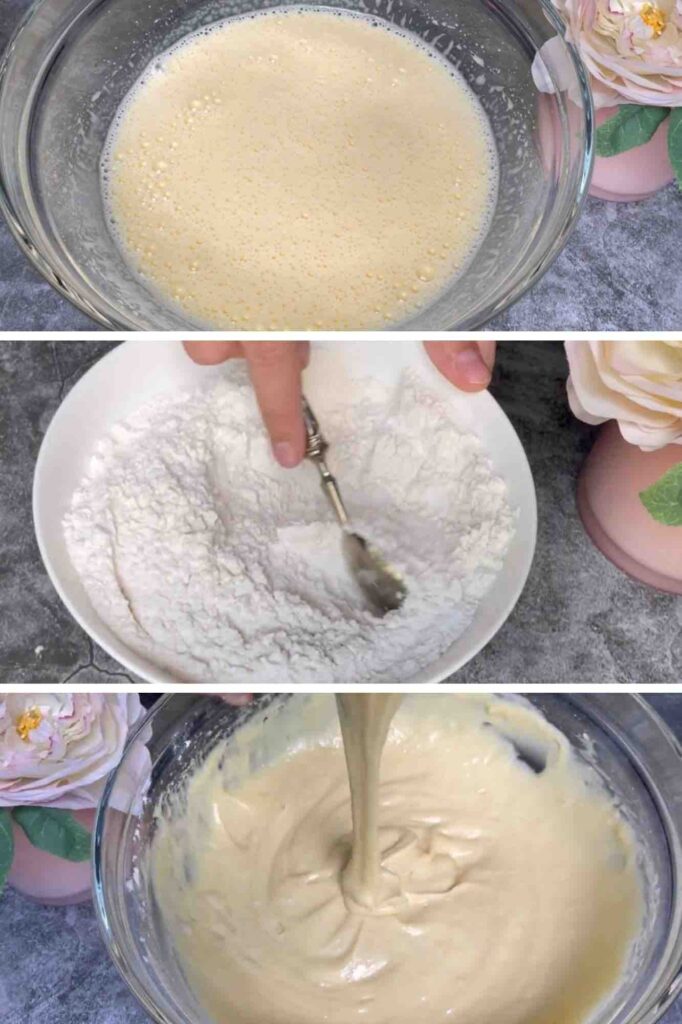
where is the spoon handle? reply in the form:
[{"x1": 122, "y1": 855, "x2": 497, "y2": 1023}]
[{"x1": 302, "y1": 397, "x2": 349, "y2": 527}]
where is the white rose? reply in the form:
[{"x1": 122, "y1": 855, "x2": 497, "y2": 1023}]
[
  {"x1": 0, "y1": 694, "x2": 145, "y2": 809},
  {"x1": 554, "y1": 0, "x2": 682, "y2": 108},
  {"x1": 565, "y1": 340, "x2": 682, "y2": 449}
]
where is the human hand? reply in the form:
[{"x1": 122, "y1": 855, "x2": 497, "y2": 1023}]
[
  {"x1": 423, "y1": 341, "x2": 496, "y2": 392},
  {"x1": 183, "y1": 339, "x2": 496, "y2": 466},
  {"x1": 183, "y1": 341, "x2": 309, "y2": 468}
]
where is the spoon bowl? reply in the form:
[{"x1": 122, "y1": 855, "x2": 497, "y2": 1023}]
[
  {"x1": 303, "y1": 396, "x2": 407, "y2": 617},
  {"x1": 342, "y1": 532, "x2": 407, "y2": 616}
]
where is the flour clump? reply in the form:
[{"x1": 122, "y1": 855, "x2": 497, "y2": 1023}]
[{"x1": 63, "y1": 367, "x2": 515, "y2": 683}]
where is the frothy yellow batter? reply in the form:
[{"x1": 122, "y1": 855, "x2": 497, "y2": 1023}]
[
  {"x1": 151, "y1": 695, "x2": 643, "y2": 1024},
  {"x1": 103, "y1": 8, "x2": 497, "y2": 329}
]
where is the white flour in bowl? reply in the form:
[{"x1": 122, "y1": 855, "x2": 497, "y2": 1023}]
[{"x1": 63, "y1": 367, "x2": 515, "y2": 684}]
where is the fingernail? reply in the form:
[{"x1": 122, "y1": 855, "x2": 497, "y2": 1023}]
[
  {"x1": 452, "y1": 346, "x2": 492, "y2": 386},
  {"x1": 273, "y1": 441, "x2": 299, "y2": 467}
]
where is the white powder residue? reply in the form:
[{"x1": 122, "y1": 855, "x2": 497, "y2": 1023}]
[{"x1": 63, "y1": 367, "x2": 515, "y2": 684}]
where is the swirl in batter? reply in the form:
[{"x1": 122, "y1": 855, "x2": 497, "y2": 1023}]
[{"x1": 151, "y1": 695, "x2": 643, "y2": 1024}]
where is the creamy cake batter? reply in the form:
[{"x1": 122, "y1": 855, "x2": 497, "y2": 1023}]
[
  {"x1": 103, "y1": 8, "x2": 497, "y2": 328},
  {"x1": 336, "y1": 694, "x2": 402, "y2": 910},
  {"x1": 151, "y1": 694, "x2": 643, "y2": 1024}
]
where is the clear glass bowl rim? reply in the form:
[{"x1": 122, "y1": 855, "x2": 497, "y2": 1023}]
[
  {"x1": 0, "y1": 0, "x2": 594, "y2": 330},
  {"x1": 92, "y1": 693, "x2": 682, "y2": 1024}
]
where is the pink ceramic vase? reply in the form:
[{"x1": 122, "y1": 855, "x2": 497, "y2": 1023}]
[
  {"x1": 577, "y1": 421, "x2": 682, "y2": 594},
  {"x1": 7, "y1": 808, "x2": 95, "y2": 906},
  {"x1": 590, "y1": 106, "x2": 674, "y2": 202}
]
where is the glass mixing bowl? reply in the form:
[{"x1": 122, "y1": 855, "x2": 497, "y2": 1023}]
[
  {"x1": 0, "y1": 0, "x2": 592, "y2": 330},
  {"x1": 93, "y1": 693, "x2": 682, "y2": 1024}
]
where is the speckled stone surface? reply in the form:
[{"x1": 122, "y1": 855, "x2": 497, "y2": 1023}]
[
  {"x1": 460, "y1": 341, "x2": 681, "y2": 685},
  {"x1": 0, "y1": 339, "x2": 679, "y2": 685},
  {"x1": 1, "y1": 692, "x2": 682, "y2": 1024},
  {"x1": 1, "y1": 0, "x2": 681, "y2": 331}
]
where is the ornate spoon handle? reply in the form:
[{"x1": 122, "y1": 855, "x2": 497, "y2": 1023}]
[{"x1": 302, "y1": 397, "x2": 349, "y2": 527}]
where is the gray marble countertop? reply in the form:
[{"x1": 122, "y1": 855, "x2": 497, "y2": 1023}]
[
  {"x1": 0, "y1": 339, "x2": 679, "y2": 685},
  {"x1": 1, "y1": 692, "x2": 682, "y2": 1024},
  {"x1": 1, "y1": 0, "x2": 682, "y2": 331}
]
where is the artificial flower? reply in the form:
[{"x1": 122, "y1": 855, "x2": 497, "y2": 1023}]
[
  {"x1": 551, "y1": 0, "x2": 682, "y2": 107},
  {"x1": 565, "y1": 339, "x2": 682, "y2": 448},
  {"x1": 0, "y1": 694, "x2": 144, "y2": 809}
]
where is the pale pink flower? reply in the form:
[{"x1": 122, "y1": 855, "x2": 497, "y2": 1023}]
[
  {"x1": 0, "y1": 694, "x2": 144, "y2": 809},
  {"x1": 550, "y1": 0, "x2": 682, "y2": 107},
  {"x1": 565, "y1": 340, "x2": 682, "y2": 449}
]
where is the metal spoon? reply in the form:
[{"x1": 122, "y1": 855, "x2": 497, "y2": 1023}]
[{"x1": 302, "y1": 397, "x2": 407, "y2": 616}]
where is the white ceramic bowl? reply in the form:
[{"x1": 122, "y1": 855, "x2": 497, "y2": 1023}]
[{"x1": 33, "y1": 340, "x2": 537, "y2": 685}]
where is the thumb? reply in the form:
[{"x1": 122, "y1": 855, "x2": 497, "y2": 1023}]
[
  {"x1": 183, "y1": 340, "x2": 241, "y2": 364},
  {"x1": 424, "y1": 341, "x2": 496, "y2": 392}
]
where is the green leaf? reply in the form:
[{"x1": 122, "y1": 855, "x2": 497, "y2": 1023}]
[
  {"x1": 12, "y1": 807, "x2": 91, "y2": 862},
  {"x1": 596, "y1": 105, "x2": 669, "y2": 157},
  {"x1": 640, "y1": 462, "x2": 682, "y2": 526},
  {"x1": 668, "y1": 108, "x2": 682, "y2": 191},
  {"x1": 0, "y1": 809, "x2": 14, "y2": 894}
]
